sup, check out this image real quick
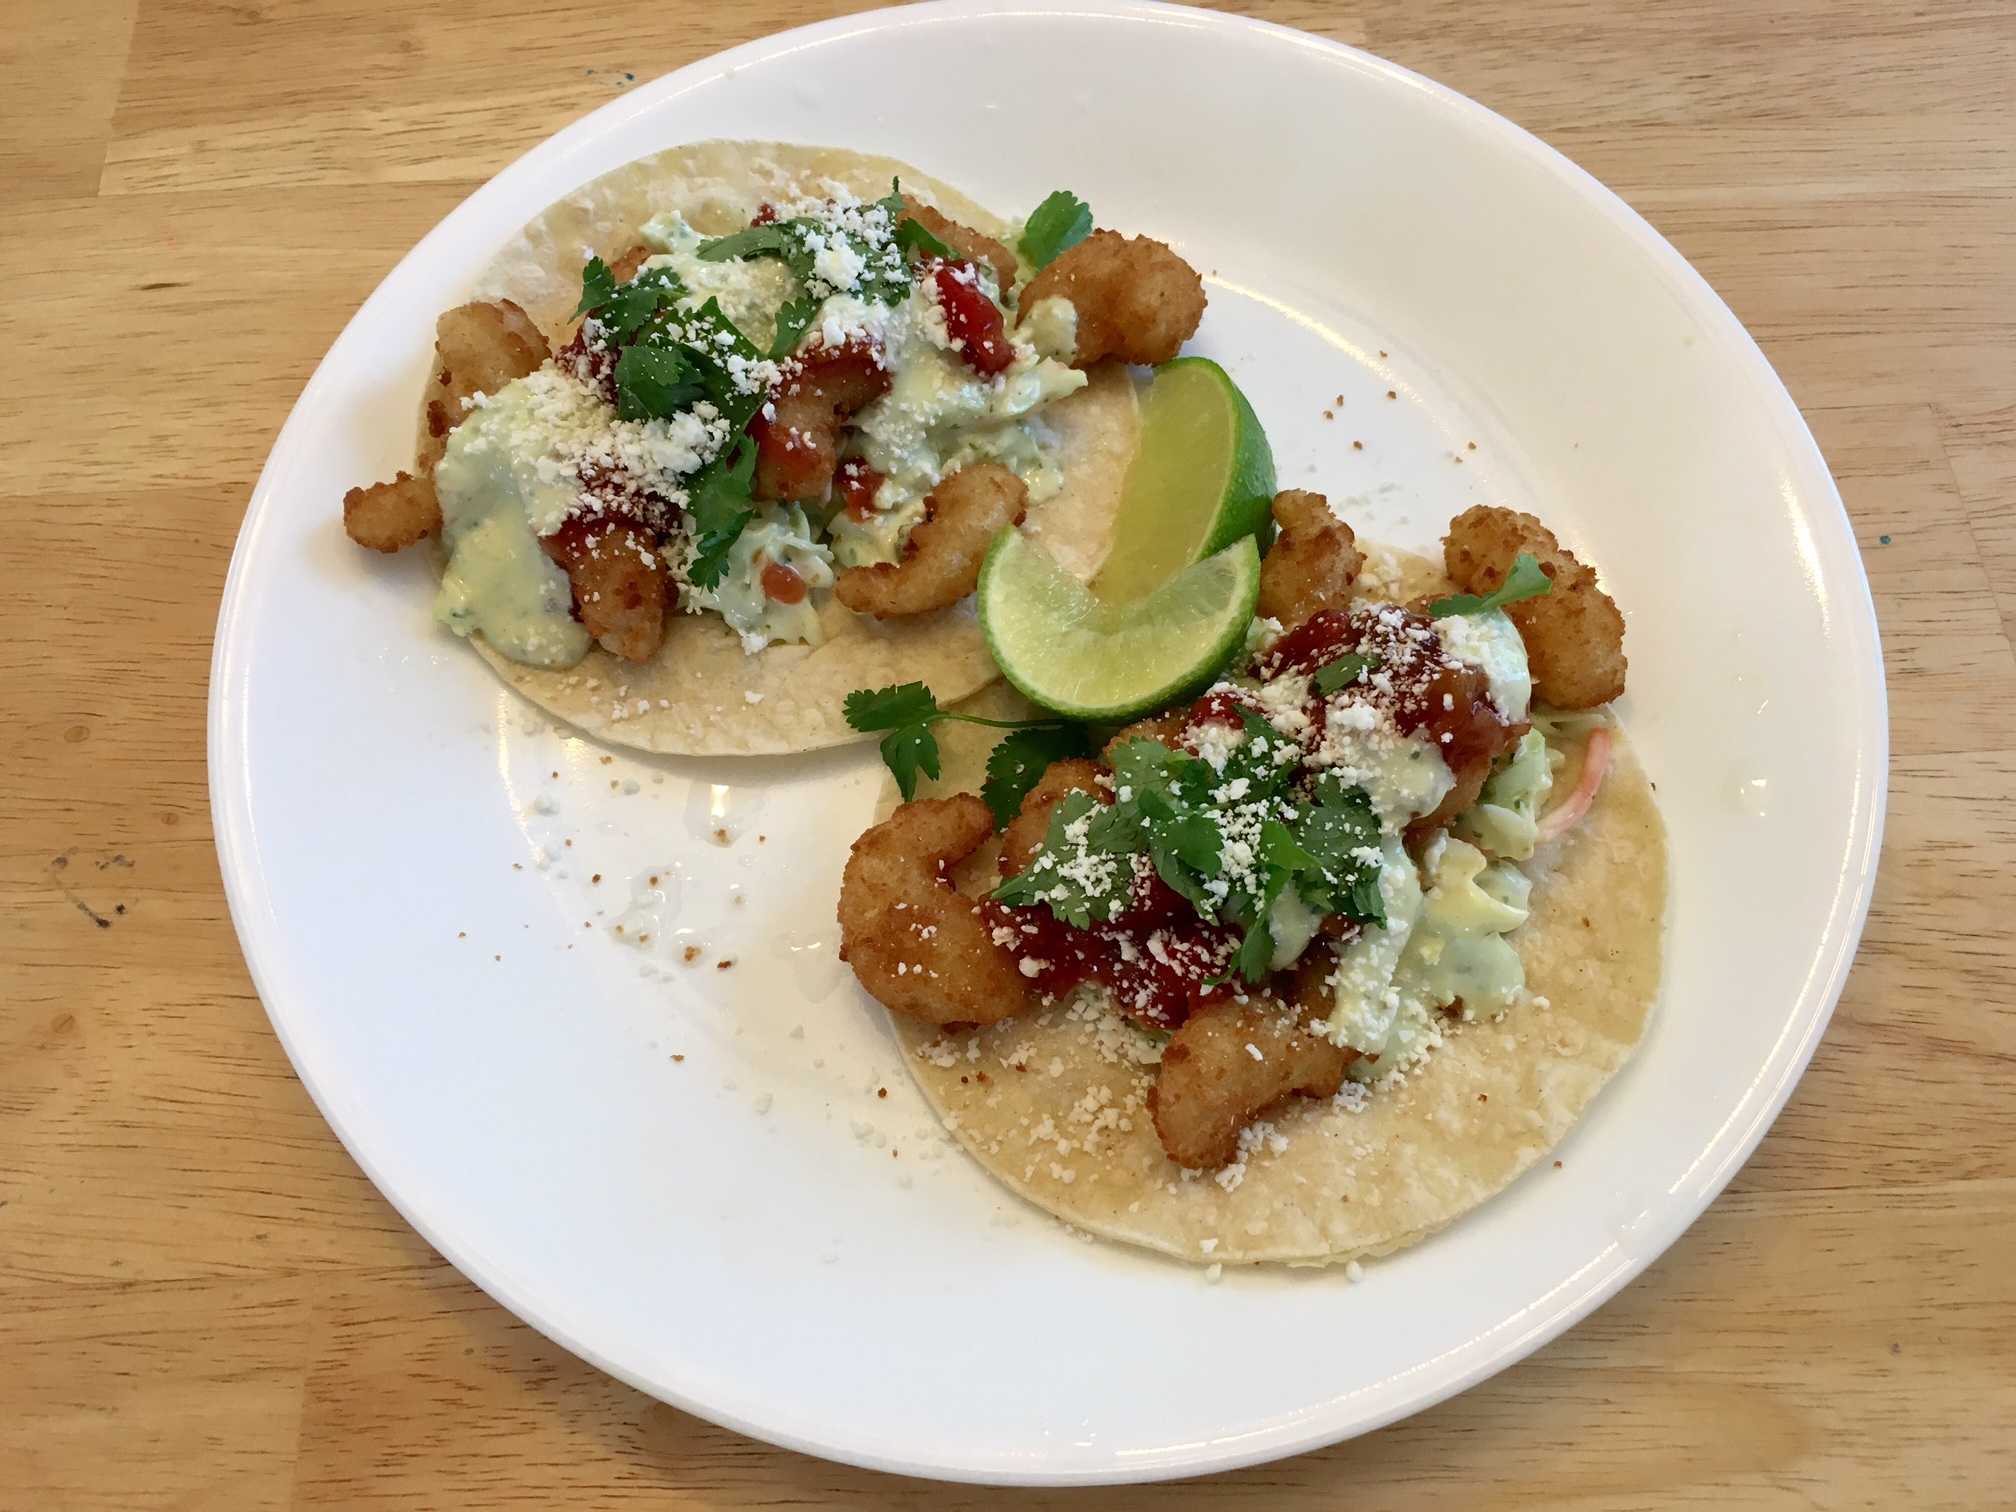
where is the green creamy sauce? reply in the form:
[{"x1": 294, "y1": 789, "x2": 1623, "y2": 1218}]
[
  {"x1": 1322, "y1": 835, "x2": 1536, "y2": 1081},
  {"x1": 432, "y1": 384, "x2": 591, "y2": 668},
  {"x1": 828, "y1": 295, "x2": 1084, "y2": 569}
]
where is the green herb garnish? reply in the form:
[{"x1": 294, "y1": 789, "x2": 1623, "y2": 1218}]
[
  {"x1": 1314, "y1": 652, "x2": 1378, "y2": 695},
  {"x1": 843, "y1": 682, "x2": 1084, "y2": 807},
  {"x1": 697, "y1": 179, "x2": 915, "y2": 309},
  {"x1": 684, "y1": 436, "x2": 758, "y2": 592},
  {"x1": 1018, "y1": 190, "x2": 1093, "y2": 271},
  {"x1": 1428, "y1": 552, "x2": 1553, "y2": 617},
  {"x1": 990, "y1": 708, "x2": 1386, "y2": 981},
  {"x1": 570, "y1": 255, "x2": 617, "y2": 320},
  {"x1": 893, "y1": 215, "x2": 954, "y2": 262},
  {"x1": 613, "y1": 344, "x2": 706, "y2": 421},
  {"x1": 983, "y1": 724, "x2": 1094, "y2": 828}
]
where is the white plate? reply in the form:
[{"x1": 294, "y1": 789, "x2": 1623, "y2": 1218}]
[{"x1": 211, "y1": 0, "x2": 1885, "y2": 1485}]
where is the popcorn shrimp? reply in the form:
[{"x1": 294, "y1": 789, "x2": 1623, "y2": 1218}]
[{"x1": 838, "y1": 795, "x2": 1037, "y2": 1026}]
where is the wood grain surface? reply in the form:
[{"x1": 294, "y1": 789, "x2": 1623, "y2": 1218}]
[{"x1": 5, "y1": 0, "x2": 2012, "y2": 1505}]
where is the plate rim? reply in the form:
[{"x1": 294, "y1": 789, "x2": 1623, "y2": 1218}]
[{"x1": 209, "y1": 0, "x2": 1888, "y2": 1484}]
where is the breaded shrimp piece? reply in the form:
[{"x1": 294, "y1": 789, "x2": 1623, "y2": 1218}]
[
  {"x1": 998, "y1": 758, "x2": 1108, "y2": 879},
  {"x1": 898, "y1": 199, "x2": 1017, "y2": 290},
  {"x1": 1101, "y1": 710, "x2": 1189, "y2": 764},
  {"x1": 1256, "y1": 490, "x2": 1363, "y2": 628},
  {"x1": 752, "y1": 340, "x2": 891, "y2": 503},
  {"x1": 834, "y1": 463, "x2": 1028, "y2": 617},
  {"x1": 342, "y1": 471, "x2": 441, "y2": 553},
  {"x1": 540, "y1": 515, "x2": 672, "y2": 663},
  {"x1": 420, "y1": 300, "x2": 551, "y2": 472},
  {"x1": 838, "y1": 795, "x2": 1037, "y2": 1026},
  {"x1": 1017, "y1": 230, "x2": 1206, "y2": 368},
  {"x1": 1443, "y1": 505, "x2": 1627, "y2": 709},
  {"x1": 1148, "y1": 953, "x2": 1356, "y2": 1169},
  {"x1": 606, "y1": 243, "x2": 652, "y2": 282}
]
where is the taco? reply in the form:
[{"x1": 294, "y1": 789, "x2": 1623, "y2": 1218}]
[
  {"x1": 836, "y1": 498, "x2": 1666, "y2": 1266},
  {"x1": 340, "y1": 142, "x2": 1208, "y2": 754}
]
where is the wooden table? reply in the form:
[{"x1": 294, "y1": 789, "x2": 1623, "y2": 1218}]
[{"x1": 6, "y1": 0, "x2": 2012, "y2": 1504}]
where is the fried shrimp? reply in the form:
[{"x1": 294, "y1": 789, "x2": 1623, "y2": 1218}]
[
  {"x1": 1256, "y1": 490, "x2": 1363, "y2": 628},
  {"x1": 834, "y1": 463, "x2": 1028, "y2": 617},
  {"x1": 420, "y1": 300, "x2": 551, "y2": 472},
  {"x1": 837, "y1": 794, "x2": 1037, "y2": 1026},
  {"x1": 1443, "y1": 505, "x2": 1627, "y2": 709},
  {"x1": 1101, "y1": 710, "x2": 1189, "y2": 764},
  {"x1": 752, "y1": 340, "x2": 891, "y2": 503},
  {"x1": 998, "y1": 759, "x2": 1107, "y2": 879},
  {"x1": 541, "y1": 515, "x2": 671, "y2": 662},
  {"x1": 898, "y1": 200, "x2": 1017, "y2": 290},
  {"x1": 1149, "y1": 953, "x2": 1356, "y2": 1169},
  {"x1": 342, "y1": 471, "x2": 441, "y2": 553},
  {"x1": 606, "y1": 243, "x2": 652, "y2": 282},
  {"x1": 1017, "y1": 230, "x2": 1206, "y2": 367}
]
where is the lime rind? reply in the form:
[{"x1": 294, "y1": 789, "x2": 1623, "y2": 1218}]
[{"x1": 981, "y1": 531, "x2": 1262, "y2": 722}]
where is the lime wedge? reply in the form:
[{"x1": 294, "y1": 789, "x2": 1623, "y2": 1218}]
[
  {"x1": 981, "y1": 530, "x2": 1262, "y2": 721},
  {"x1": 1092, "y1": 356, "x2": 1275, "y2": 605}
]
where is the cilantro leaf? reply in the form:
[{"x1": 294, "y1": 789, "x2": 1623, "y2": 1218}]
[
  {"x1": 768, "y1": 293, "x2": 820, "y2": 360},
  {"x1": 1314, "y1": 652, "x2": 1377, "y2": 695},
  {"x1": 685, "y1": 435, "x2": 758, "y2": 592},
  {"x1": 571, "y1": 256, "x2": 616, "y2": 320},
  {"x1": 1019, "y1": 190, "x2": 1093, "y2": 271},
  {"x1": 614, "y1": 343, "x2": 707, "y2": 421},
  {"x1": 596, "y1": 266, "x2": 686, "y2": 344},
  {"x1": 1428, "y1": 552, "x2": 1553, "y2": 618},
  {"x1": 843, "y1": 682, "x2": 939, "y2": 733},
  {"x1": 1294, "y1": 778, "x2": 1386, "y2": 925},
  {"x1": 696, "y1": 226, "x2": 799, "y2": 264},
  {"x1": 1232, "y1": 871, "x2": 1287, "y2": 983},
  {"x1": 982, "y1": 724, "x2": 1091, "y2": 829},
  {"x1": 1106, "y1": 736, "x2": 1180, "y2": 800},
  {"x1": 879, "y1": 724, "x2": 941, "y2": 802},
  {"x1": 990, "y1": 791, "x2": 1127, "y2": 928},
  {"x1": 894, "y1": 215, "x2": 954, "y2": 262}
]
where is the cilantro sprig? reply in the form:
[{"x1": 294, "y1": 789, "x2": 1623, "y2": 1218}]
[
  {"x1": 991, "y1": 710, "x2": 1387, "y2": 983},
  {"x1": 1428, "y1": 552, "x2": 1553, "y2": 617},
  {"x1": 1018, "y1": 190, "x2": 1093, "y2": 271},
  {"x1": 697, "y1": 179, "x2": 928, "y2": 322},
  {"x1": 843, "y1": 682, "x2": 1087, "y2": 816}
]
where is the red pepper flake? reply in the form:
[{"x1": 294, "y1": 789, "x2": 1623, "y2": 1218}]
[
  {"x1": 716, "y1": 959, "x2": 735, "y2": 971},
  {"x1": 681, "y1": 946, "x2": 702, "y2": 964},
  {"x1": 591, "y1": 873, "x2": 602, "y2": 884},
  {"x1": 877, "y1": 1087, "x2": 888, "y2": 1099}
]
